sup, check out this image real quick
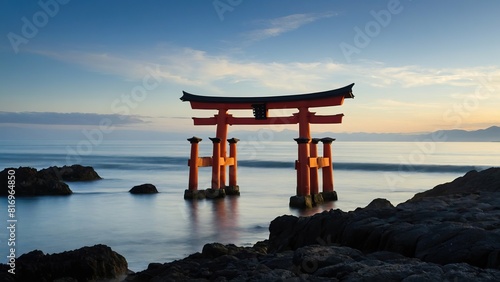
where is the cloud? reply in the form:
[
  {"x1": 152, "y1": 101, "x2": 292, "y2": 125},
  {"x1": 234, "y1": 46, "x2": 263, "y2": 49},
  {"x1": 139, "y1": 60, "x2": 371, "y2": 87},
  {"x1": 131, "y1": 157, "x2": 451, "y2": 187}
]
[
  {"x1": 363, "y1": 64, "x2": 500, "y2": 88},
  {"x1": 31, "y1": 47, "x2": 500, "y2": 96},
  {"x1": 0, "y1": 112, "x2": 146, "y2": 126},
  {"x1": 371, "y1": 99, "x2": 442, "y2": 109},
  {"x1": 244, "y1": 12, "x2": 337, "y2": 42}
]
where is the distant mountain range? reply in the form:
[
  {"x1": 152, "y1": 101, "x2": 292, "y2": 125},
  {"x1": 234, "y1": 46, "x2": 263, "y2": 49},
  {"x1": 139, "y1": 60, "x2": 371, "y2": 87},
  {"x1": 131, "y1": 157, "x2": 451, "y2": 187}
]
[
  {"x1": 231, "y1": 126, "x2": 500, "y2": 142},
  {"x1": 1, "y1": 125, "x2": 499, "y2": 142},
  {"x1": 420, "y1": 126, "x2": 500, "y2": 142}
]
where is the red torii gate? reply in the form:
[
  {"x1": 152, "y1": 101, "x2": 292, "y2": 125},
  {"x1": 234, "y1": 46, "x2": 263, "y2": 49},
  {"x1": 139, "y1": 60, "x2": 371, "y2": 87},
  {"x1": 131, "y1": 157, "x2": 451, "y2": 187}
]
[{"x1": 181, "y1": 83, "x2": 354, "y2": 208}]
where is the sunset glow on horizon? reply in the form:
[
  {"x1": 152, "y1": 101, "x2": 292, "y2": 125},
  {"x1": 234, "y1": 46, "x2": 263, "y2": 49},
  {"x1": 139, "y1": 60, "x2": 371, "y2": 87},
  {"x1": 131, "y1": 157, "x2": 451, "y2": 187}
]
[{"x1": 1, "y1": 1, "x2": 499, "y2": 136}]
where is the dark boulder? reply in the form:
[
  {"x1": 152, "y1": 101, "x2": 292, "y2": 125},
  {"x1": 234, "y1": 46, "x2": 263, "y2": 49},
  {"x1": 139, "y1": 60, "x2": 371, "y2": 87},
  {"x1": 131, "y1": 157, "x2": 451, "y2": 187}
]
[
  {"x1": 0, "y1": 167, "x2": 72, "y2": 196},
  {"x1": 129, "y1": 183, "x2": 158, "y2": 194},
  {"x1": 1, "y1": 244, "x2": 129, "y2": 281},
  {"x1": 40, "y1": 164, "x2": 102, "y2": 181},
  {"x1": 364, "y1": 198, "x2": 394, "y2": 209}
]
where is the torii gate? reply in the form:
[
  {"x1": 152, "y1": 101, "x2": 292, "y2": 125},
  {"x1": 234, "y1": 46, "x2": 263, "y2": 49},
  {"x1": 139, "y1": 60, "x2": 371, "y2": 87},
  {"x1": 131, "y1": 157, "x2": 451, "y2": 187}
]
[{"x1": 180, "y1": 83, "x2": 354, "y2": 208}]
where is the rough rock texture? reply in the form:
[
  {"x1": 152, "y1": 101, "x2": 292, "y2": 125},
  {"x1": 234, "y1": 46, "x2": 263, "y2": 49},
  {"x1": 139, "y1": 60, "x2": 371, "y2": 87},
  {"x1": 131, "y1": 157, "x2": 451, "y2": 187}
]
[
  {"x1": 130, "y1": 183, "x2": 158, "y2": 194},
  {"x1": 0, "y1": 244, "x2": 129, "y2": 282},
  {"x1": 268, "y1": 168, "x2": 500, "y2": 269},
  {"x1": 125, "y1": 242, "x2": 500, "y2": 281},
  {"x1": 0, "y1": 167, "x2": 72, "y2": 196},
  {"x1": 39, "y1": 164, "x2": 102, "y2": 181}
]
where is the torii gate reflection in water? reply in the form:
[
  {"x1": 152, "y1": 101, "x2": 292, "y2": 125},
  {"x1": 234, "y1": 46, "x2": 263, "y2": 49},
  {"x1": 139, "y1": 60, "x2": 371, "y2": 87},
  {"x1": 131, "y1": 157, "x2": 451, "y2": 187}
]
[{"x1": 180, "y1": 83, "x2": 354, "y2": 208}]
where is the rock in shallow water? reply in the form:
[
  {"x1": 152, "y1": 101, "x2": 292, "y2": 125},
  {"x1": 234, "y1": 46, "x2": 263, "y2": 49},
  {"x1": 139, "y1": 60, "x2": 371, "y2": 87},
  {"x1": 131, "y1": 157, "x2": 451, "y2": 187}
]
[
  {"x1": 1, "y1": 165, "x2": 102, "y2": 196},
  {"x1": 0, "y1": 167, "x2": 72, "y2": 196},
  {"x1": 39, "y1": 164, "x2": 102, "y2": 182},
  {"x1": 129, "y1": 183, "x2": 158, "y2": 194}
]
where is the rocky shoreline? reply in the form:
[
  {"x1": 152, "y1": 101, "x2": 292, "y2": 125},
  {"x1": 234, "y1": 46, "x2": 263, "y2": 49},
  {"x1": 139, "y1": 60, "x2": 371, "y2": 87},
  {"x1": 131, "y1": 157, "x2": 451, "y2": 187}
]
[{"x1": 2, "y1": 168, "x2": 499, "y2": 281}]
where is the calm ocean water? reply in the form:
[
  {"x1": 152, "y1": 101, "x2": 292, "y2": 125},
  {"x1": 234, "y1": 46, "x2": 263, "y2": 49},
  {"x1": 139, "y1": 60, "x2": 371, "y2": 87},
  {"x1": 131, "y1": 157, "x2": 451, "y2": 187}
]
[{"x1": 0, "y1": 139, "x2": 499, "y2": 271}]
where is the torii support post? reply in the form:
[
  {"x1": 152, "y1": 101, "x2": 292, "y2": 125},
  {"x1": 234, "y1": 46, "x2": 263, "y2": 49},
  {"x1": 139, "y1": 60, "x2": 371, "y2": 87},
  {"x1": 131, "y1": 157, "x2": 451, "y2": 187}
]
[
  {"x1": 215, "y1": 109, "x2": 228, "y2": 188},
  {"x1": 310, "y1": 138, "x2": 325, "y2": 206},
  {"x1": 226, "y1": 138, "x2": 240, "y2": 195},
  {"x1": 290, "y1": 137, "x2": 313, "y2": 209},
  {"x1": 321, "y1": 137, "x2": 338, "y2": 202},
  {"x1": 310, "y1": 138, "x2": 320, "y2": 195},
  {"x1": 207, "y1": 137, "x2": 226, "y2": 199},
  {"x1": 184, "y1": 137, "x2": 205, "y2": 200}
]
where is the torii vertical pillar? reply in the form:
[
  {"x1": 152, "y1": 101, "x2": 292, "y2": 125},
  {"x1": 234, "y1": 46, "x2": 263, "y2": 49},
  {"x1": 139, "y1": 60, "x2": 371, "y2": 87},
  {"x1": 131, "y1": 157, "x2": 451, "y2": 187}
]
[
  {"x1": 215, "y1": 109, "x2": 228, "y2": 189},
  {"x1": 206, "y1": 137, "x2": 226, "y2": 198},
  {"x1": 310, "y1": 138, "x2": 320, "y2": 195},
  {"x1": 184, "y1": 136, "x2": 204, "y2": 199},
  {"x1": 321, "y1": 137, "x2": 338, "y2": 202},
  {"x1": 290, "y1": 137, "x2": 313, "y2": 208},
  {"x1": 226, "y1": 138, "x2": 240, "y2": 195}
]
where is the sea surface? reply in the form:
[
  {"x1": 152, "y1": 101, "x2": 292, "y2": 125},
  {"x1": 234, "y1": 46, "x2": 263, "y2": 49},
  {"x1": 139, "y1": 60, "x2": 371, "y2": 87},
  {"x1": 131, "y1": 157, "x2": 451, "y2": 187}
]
[{"x1": 0, "y1": 139, "x2": 499, "y2": 271}]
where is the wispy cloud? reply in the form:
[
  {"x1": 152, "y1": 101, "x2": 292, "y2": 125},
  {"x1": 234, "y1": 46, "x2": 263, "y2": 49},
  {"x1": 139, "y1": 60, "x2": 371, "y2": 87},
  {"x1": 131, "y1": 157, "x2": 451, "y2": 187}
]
[
  {"x1": 363, "y1": 64, "x2": 500, "y2": 88},
  {"x1": 369, "y1": 99, "x2": 442, "y2": 110},
  {"x1": 243, "y1": 12, "x2": 336, "y2": 42},
  {"x1": 0, "y1": 112, "x2": 146, "y2": 126},
  {"x1": 31, "y1": 47, "x2": 500, "y2": 95}
]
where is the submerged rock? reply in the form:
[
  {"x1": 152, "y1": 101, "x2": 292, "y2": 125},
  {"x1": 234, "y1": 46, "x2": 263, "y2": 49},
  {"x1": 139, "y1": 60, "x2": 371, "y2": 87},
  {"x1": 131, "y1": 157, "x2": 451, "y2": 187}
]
[{"x1": 129, "y1": 183, "x2": 158, "y2": 194}]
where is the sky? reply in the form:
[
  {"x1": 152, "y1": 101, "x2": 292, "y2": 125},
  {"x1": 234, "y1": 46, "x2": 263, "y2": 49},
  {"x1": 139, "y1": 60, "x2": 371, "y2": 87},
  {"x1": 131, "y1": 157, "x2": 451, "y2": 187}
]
[{"x1": 1, "y1": 0, "x2": 499, "y2": 139}]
